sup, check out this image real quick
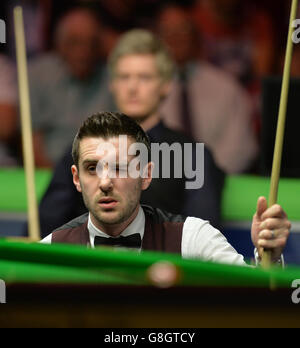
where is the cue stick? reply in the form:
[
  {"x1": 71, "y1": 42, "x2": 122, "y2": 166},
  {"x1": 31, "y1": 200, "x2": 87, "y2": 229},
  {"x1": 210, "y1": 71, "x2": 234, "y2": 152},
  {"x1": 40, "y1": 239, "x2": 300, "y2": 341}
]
[
  {"x1": 14, "y1": 6, "x2": 41, "y2": 242},
  {"x1": 261, "y1": 0, "x2": 299, "y2": 268}
]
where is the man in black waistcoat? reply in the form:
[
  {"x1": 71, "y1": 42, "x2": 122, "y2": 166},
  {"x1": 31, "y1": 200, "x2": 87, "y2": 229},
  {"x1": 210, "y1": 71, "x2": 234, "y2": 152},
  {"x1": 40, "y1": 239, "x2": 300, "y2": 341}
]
[
  {"x1": 39, "y1": 29, "x2": 224, "y2": 238},
  {"x1": 41, "y1": 112, "x2": 290, "y2": 266}
]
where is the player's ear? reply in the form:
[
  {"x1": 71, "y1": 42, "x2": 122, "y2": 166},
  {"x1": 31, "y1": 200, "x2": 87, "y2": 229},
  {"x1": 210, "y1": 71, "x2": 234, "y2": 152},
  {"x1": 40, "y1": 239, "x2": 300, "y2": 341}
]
[
  {"x1": 141, "y1": 161, "x2": 154, "y2": 191},
  {"x1": 71, "y1": 165, "x2": 82, "y2": 193}
]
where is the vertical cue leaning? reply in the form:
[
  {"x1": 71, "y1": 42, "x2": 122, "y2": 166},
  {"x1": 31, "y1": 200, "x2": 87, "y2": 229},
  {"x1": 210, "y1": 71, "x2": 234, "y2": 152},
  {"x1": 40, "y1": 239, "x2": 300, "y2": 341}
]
[
  {"x1": 14, "y1": 7, "x2": 41, "y2": 242},
  {"x1": 261, "y1": 0, "x2": 299, "y2": 268}
]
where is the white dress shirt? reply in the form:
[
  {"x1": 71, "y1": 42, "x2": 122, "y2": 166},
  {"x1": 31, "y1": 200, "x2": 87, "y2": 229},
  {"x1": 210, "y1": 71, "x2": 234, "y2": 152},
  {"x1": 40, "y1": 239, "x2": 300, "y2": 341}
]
[{"x1": 41, "y1": 206, "x2": 247, "y2": 266}]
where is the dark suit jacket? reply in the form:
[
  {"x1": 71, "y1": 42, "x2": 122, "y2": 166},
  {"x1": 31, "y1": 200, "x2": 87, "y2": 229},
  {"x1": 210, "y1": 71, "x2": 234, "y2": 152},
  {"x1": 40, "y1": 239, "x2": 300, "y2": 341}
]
[{"x1": 39, "y1": 122, "x2": 224, "y2": 238}]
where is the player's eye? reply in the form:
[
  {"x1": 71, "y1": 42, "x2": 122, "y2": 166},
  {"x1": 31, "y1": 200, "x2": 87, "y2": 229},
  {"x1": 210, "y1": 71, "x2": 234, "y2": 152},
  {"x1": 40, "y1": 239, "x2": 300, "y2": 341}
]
[{"x1": 87, "y1": 165, "x2": 96, "y2": 174}]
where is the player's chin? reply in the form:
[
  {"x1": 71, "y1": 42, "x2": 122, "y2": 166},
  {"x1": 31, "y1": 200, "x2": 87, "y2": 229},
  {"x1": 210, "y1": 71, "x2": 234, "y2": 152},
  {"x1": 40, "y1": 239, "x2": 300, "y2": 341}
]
[
  {"x1": 98, "y1": 212, "x2": 122, "y2": 225},
  {"x1": 123, "y1": 109, "x2": 148, "y2": 121}
]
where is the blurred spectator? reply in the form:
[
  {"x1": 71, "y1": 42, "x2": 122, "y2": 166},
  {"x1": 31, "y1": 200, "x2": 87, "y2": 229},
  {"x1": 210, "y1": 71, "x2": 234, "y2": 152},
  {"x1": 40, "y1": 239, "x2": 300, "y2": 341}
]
[
  {"x1": 29, "y1": 7, "x2": 113, "y2": 167},
  {"x1": 157, "y1": 4, "x2": 258, "y2": 174},
  {"x1": 96, "y1": 0, "x2": 162, "y2": 31},
  {"x1": 192, "y1": 0, "x2": 275, "y2": 92},
  {"x1": 0, "y1": 54, "x2": 18, "y2": 166},
  {"x1": 48, "y1": 1, "x2": 122, "y2": 58},
  {"x1": 6, "y1": 0, "x2": 52, "y2": 59}
]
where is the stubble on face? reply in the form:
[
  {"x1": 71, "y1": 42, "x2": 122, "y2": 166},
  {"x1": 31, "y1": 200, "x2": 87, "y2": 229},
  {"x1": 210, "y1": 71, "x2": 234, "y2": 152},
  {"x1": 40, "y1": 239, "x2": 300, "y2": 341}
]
[
  {"x1": 76, "y1": 136, "x2": 146, "y2": 235},
  {"x1": 81, "y1": 177, "x2": 142, "y2": 229}
]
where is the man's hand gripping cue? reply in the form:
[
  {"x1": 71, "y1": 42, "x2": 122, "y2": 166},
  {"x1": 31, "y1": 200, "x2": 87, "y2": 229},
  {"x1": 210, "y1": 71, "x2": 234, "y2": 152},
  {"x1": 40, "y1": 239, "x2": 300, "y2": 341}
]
[{"x1": 251, "y1": 197, "x2": 291, "y2": 263}]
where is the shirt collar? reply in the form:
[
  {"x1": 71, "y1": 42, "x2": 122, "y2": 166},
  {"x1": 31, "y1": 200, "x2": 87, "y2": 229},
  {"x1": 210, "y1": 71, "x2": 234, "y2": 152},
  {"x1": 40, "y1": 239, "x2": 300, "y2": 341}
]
[{"x1": 87, "y1": 206, "x2": 145, "y2": 248}]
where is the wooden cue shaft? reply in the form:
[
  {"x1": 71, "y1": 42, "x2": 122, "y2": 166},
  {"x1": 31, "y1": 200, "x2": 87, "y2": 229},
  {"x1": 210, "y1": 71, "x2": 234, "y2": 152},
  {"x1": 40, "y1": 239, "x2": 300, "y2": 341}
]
[
  {"x1": 261, "y1": 0, "x2": 299, "y2": 268},
  {"x1": 14, "y1": 7, "x2": 40, "y2": 241}
]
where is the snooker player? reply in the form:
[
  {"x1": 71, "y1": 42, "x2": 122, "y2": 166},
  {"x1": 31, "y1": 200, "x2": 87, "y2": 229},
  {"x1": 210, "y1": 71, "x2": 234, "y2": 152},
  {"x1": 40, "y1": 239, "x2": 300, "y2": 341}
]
[{"x1": 41, "y1": 112, "x2": 291, "y2": 266}]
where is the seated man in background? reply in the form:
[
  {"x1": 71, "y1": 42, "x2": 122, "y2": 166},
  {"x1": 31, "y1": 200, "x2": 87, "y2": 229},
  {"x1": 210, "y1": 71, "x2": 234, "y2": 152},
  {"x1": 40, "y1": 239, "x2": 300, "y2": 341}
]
[
  {"x1": 0, "y1": 54, "x2": 18, "y2": 166},
  {"x1": 157, "y1": 4, "x2": 258, "y2": 174},
  {"x1": 29, "y1": 6, "x2": 113, "y2": 167},
  {"x1": 41, "y1": 112, "x2": 290, "y2": 267},
  {"x1": 39, "y1": 29, "x2": 224, "y2": 238}
]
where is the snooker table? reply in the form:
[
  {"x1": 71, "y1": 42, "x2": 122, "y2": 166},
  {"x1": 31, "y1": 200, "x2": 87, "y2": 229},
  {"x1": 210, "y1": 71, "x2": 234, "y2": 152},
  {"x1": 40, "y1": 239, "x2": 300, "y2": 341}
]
[
  {"x1": 1, "y1": 169, "x2": 300, "y2": 264},
  {"x1": 1, "y1": 169, "x2": 300, "y2": 327},
  {"x1": 0, "y1": 240, "x2": 300, "y2": 328}
]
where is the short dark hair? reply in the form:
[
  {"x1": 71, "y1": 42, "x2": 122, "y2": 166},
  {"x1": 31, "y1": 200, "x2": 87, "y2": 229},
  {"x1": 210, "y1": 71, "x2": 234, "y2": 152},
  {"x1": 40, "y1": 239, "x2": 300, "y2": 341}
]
[{"x1": 72, "y1": 111, "x2": 151, "y2": 167}]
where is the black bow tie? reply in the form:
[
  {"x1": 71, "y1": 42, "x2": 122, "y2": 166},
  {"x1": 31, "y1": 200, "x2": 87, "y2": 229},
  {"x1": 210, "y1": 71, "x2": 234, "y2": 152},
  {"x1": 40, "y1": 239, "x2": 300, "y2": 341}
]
[{"x1": 94, "y1": 233, "x2": 142, "y2": 249}]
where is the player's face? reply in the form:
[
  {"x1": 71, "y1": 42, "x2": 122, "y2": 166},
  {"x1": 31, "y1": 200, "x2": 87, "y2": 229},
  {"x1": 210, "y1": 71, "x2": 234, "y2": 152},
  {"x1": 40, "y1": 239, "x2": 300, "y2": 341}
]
[
  {"x1": 72, "y1": 136, "x2": 152, "y2": 235},
  {"x1": 110, "y1": 54, "x2": 169, "y2": 122}
]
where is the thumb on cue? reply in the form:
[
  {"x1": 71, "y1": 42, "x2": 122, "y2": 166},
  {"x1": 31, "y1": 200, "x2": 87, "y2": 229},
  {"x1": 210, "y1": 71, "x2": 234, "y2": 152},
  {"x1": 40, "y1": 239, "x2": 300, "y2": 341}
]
[{"x1": 256, "y1": 196, "x2": 268, "y2": 220}]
